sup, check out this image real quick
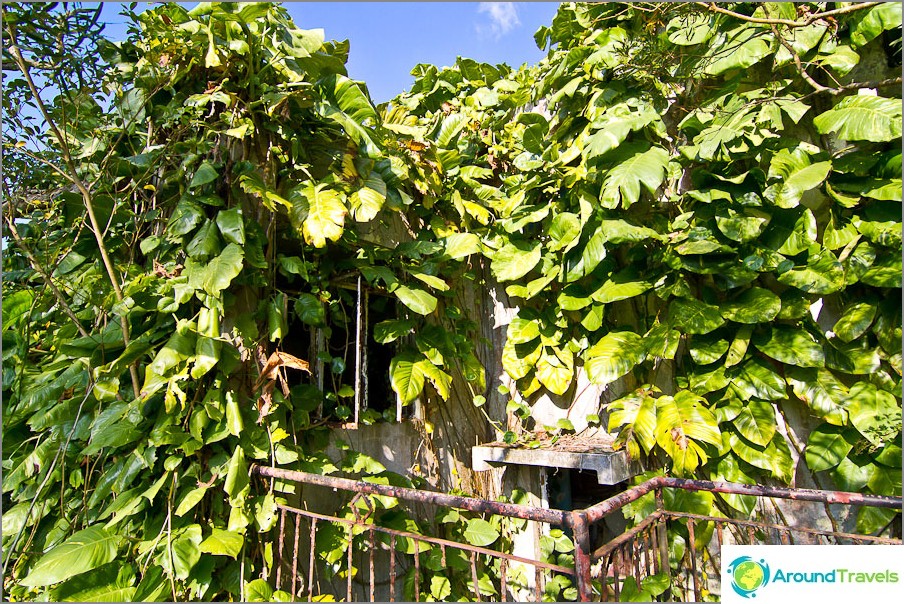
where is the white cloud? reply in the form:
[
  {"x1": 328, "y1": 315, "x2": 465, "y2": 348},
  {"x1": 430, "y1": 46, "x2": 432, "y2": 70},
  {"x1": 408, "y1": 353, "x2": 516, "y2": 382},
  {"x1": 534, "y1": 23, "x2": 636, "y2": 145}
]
[{"x1": 477, "y1": 2, "x2": 521, "y2": 39}]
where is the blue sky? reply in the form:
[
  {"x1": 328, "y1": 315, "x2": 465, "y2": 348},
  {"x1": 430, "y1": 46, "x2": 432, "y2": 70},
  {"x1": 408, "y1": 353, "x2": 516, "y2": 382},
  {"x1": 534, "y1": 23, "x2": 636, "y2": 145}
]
[{"x1": 102, "y1": 2, "x2": 561, "y2": 103}]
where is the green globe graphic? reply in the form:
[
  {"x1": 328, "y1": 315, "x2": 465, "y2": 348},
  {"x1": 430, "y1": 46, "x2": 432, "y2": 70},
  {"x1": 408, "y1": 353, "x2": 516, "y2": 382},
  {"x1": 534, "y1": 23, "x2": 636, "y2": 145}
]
[
  {"x1": 734, "y1": 560, "x2": 765, "y2": 591},
  {"x1": 728, "y1": 556, "x2": 770, "y2": 598}
]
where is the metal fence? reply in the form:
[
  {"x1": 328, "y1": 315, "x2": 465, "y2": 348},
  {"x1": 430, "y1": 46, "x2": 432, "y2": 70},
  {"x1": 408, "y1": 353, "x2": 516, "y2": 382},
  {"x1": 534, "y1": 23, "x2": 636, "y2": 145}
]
[{"x1": 253, "y1": 466, "x2": 902, "y2": 602}]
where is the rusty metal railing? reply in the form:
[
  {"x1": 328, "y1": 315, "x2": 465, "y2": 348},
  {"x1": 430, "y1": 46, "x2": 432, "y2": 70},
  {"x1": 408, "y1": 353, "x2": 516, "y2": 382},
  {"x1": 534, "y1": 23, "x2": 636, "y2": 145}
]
[{"x1": 253, "y1": 466, "x2": 902, "y2": 602}]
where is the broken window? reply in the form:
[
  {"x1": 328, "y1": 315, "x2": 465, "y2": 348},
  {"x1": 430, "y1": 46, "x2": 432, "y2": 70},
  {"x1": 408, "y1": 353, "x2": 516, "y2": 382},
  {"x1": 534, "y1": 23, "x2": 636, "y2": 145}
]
[{"x1": 283, "y1": 277, "x2": 416, "y2": 427}]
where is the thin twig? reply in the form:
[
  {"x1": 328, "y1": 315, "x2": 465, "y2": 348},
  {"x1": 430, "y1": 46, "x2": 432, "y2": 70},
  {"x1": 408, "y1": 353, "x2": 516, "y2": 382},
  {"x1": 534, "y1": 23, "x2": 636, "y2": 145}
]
[
  {"x1": 699, "y1": 2, "x2": 881, "y2": 28},
  {"x1": 6, "y1": 27, "x2": 141, "y2": 397},
  {"x1": 3, "y1": 217, "x2": 92, "y2": 338}
]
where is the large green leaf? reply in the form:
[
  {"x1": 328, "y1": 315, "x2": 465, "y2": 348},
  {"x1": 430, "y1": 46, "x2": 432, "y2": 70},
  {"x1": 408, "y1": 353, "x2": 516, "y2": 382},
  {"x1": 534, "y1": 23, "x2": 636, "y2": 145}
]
[
  {"x1": 670, "y1": 298, "x2": 724, "y2": 335},
  {"x1": 833, "y1": 456, "x2": 877, "y2": 492},
  {"x1": 599, "y1": 144, "x2": 669, "y2": 209},
  {"x1": 715, "y1": 209, "x2": 770, "y2": 243},
  {"x1": 506, "y1": 317, "x2": 540, "y2": 345},
  {"x1": 765, "y1": 149, "x2": 831, "y2": 208},
  {"x1": 607, "y1": 390, "x2": 657, "y2": 457},
  {"x1": 186, "y1": 243, "x2": 245, "y2": 297},
  {"x1": 443, "y1": 232, "x2": 482, "y2": 259},
  {"x1": 776, "y1": 250, "x2": 845, "y2": 294},
  {"x1": 846, "y1": 382, "x2": 902, "y2": 447},
  {"x1": 50, "y1": 562, "x2": 136, "y2": 602},
  {"x1": 688, "y1": 335, "x2": 729, "y2": 365},
  {"x1": 733, "y1": 401, "x2": 776, "y2": 447},
  {"x1": 590, "y1": 269, "x2": 652, "y2": 304},
  {"x1": 502, "y1": 339, "x2": 542, "y2": 381},
  {"x1": 349, "y1": 174, "x2": 387, "y2": 222},
  {"x1": 21, "y1": 526, "x2": 120, "y2": 587},
  {"x1": 849, "y1": 2, "x2": 904, "y2": 47},
  {"x1": 655, "y1": 391, "x2": 720, "y2": 474},
  {"x1": 730, "y1": 358, "x2": 787, "y2": 401},
  {"x1": 720, "y1": 287, "x2": 781, "y2": 324},
  {"x1": 490, "y1": 240, "x2": 542, "y2": 282},
  {"x1": 199, "y1": 528, "x2": 244, "y2": 558},
  {"x1": 832, "y1": 301, "x2": 877, "y2": 342},
  {"x1": 390, "y1": 352, "x2": 427, "y2": 404},
  {"x1": 754, "y1": 326, "x2": 825, "y2": 368},
  {"x1": 215, "y1": 208, "x2": 245, "y2": 246},
  {"x1": 298, "y1": 184, "x2": 347, "y2": 248},
  {"x1": 762, "y1": 208, "x2": 817, "y2": 256},
  {"x1": 463, "y1": 518, "x2": 499, "y2": 547},
  {"x1": 393, "y1": 285, "x2": 437, "y2": 316},
  {"x1": 813, "y1": 95, "x2": 902, "y2": 143},
  {"x1": 805, "y1": 425, "x2": 855, "y2": 472},
  {"x1": 703, "y1": 24, "x2": 773, "y2": 76},
  {"x1": 786, "y1": 367, "x2": 849, "y2": 426},
  {"x1": 585, "y1": 331, "x2": 646, "y2": 386},
  {"x1": 535, "y1": 347, "x2": 574, "y2": 395}
]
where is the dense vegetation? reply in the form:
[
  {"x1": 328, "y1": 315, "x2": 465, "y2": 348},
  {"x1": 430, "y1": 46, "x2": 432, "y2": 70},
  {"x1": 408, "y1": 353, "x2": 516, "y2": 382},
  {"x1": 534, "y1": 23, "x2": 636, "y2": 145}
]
[{"x1": 3, "y1": 2, "x2": 901, "y2": 601}]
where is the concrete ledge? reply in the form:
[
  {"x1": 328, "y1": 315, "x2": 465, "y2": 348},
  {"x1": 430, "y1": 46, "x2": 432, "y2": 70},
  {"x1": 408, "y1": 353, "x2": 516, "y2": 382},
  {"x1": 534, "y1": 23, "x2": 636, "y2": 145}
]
[{"x1": 472, "y1": 444, "x2": 641, "y2": 485}]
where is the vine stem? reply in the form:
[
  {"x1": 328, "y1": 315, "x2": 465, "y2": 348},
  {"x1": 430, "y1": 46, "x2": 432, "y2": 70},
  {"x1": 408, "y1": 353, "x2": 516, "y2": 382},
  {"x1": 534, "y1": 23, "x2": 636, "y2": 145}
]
[{"x1": 6, "y1": 30, "x2": 141, "y2": 398}]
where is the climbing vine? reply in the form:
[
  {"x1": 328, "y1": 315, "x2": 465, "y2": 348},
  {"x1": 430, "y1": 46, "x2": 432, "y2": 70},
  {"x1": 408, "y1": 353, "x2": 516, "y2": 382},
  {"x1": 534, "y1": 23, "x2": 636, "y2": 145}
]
[{"x1": 2, "y1": 2, "x2": 901, "y2": 601}]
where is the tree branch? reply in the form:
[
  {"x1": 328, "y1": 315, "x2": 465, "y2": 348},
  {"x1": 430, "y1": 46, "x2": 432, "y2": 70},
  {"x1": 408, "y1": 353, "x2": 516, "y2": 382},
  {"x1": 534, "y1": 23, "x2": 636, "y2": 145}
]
[
  {"x1": 698, "y1": 2, "x2": 881, "y2": 28},
  {"x1": 6, "y1": 26, "x2": 141, "y2": 398}
]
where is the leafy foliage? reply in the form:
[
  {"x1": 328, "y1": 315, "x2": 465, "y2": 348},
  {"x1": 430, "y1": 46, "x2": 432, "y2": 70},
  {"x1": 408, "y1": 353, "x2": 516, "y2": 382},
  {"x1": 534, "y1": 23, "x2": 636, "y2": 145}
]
[{"x1": 2, "y1": 1, "x2": 901, "y2": 601}]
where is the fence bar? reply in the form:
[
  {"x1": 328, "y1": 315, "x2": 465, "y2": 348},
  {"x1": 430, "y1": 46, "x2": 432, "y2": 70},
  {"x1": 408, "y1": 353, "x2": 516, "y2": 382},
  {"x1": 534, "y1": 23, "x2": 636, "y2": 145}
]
[
  {"x1": 572, "y1": 511, "x2": 594, "y2": 602},
  {"x1": 687, "y1": 519, "x2": 701, "y2": 602},
  {"x1": 307, "y1": 518, "x2": 317, "y2": 601},
  {"x1": 291, "y1": 514, "x2": 301, "y2": 598},
  {"x1": 255, "y1": 465, "x2": 568, "y2": 524}
]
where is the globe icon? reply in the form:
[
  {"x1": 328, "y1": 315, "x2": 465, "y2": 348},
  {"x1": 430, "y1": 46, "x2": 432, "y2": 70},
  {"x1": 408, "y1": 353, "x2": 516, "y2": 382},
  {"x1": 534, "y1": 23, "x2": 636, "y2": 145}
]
[{"x1": 728, "y1": 556, "x2": 770, "y2": 598}]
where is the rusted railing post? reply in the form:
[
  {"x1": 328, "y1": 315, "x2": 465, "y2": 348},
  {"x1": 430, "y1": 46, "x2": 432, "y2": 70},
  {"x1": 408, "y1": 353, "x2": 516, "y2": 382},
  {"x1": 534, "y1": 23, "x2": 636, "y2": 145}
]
[
  {"x1": 654, "y1": 486, "x2": 671, "y2": 602},
  {"x1": 572, "y1": 511, "x2": 594, "y2": 602}
]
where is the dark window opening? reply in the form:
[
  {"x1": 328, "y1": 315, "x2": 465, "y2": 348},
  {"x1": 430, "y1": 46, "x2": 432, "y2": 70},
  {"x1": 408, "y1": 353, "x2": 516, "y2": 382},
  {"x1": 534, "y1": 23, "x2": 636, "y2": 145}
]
[{"x1": 547, "y1": 468, "x2": 629, "y2": 549}]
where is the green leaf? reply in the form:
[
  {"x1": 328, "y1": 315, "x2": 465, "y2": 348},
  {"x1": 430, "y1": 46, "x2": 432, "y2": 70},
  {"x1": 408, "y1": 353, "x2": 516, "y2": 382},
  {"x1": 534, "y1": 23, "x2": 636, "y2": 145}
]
[
  {"x1": 607, "y1": 391, "x2": 657, "y2": 456},
  {"x1": 189, "y1": 162, "x2": 219, "y2": 188},
  {"x1": 349, "y1": 175, "x2": 386, "y2": 222},
  {"x1": 846, "y1": 382, "x2": 901, "y2": 447},
  {"x1": 506, "y1": 317, "x2": 541, "y2": 345},
  {"x1": 734, "y1": 401, "x2": 776, "y2": 447},
  {"x1": 374, "y1": 319, "x2": 415, "y2": 343},
  {"x1": 186, "y1": 243, "x2": 245, "y2": 297},
  {"x1": 175, "y1": 486, "x2": 210, "y2": 517},
  {"x1": 166, "y1": 198, "x2": 205, "y2": 238},
  {"x1": 590, "y1": 270, "x2": 652, "y2": 304},
  {"x1": 463, "y1": 518, "x2": 499, "y2": 547},
  {"x1": 298, "y1": 184, "x2": 347, "y2": 248},
  {"x1": 670, "y1": 298, "x2": 725, "y2": 335},
  {"x1": 703, "y1": 24, "x2": 772, "y2": 75},
  {"x1": 715, "y1": 209, "x2": 770, "y2": 243},
  {"x1": 490, "y1": 240, "x2": 542, "y2": 282},
  {"x1": 390, "y1": 352, "x2": 427, "y2": 404},
  {"x1": 170, "y1": 525, "x2": 202, "y2": 580},
  {"x1": 786, "y1": 367, "x2": 849, "y2": 426},
  {"x1": 856, "y1": 506, "x2": 897, "y2": 535},
  {"x1": 814, "y1": 95, "x2": 902, "y2": 143},
  {"x1": 430, "y1": 576, "x2": 452, "y2": 601},
  {"x1": 50, "y1": 562, "x2": 136, "y2": 602},
  {"x1": 393, "y1": 285, "x2": 437, "y2": 316},
  {"x1": 762, "y1": 208, "x2": 818, "y2": 256},
  {"x1": 806, "y1": 425, "x2": 855, "y2": 472},
  {"x1": 21, "y1": 526, "x2": 119, "y2": 587},
  {"x1": 833, "y1": 456, "x2": 876, "y2": 492},
  {"x1": 833, "y1": 301, "x2": 877, "y2": 342},
  {"x1": 755, "y1": 326, "x2": 825, "y2": 368},
  {"x1": 599, "y1": 144, "x2": 669, "y2": 209},
  {"x1": 224, "y1": 446, "x2": 249, "y2": 503},
  {"x1": 216, "y1": 208, "x2": 245, "y2": 246},
  {"x1": 777, "y1": 250, "x2": 845, "y2": 294},
  {"x1": 199, "y1": 528, "x2": 244, "y2": 558},
  {"x1": 294, "y1": 293, "x2": 327, "y2": 326},
  {"x1": 765, "y1": 148, "x2": 831, "y2": 209},
  {"x1": 547, "y1": 212, "x2": 582, "y2": 252},
  {"x1": 245, "y1": 579, "x2": 274, "y2": 603},
  {"x1": 443, "y1": 232, "x2": 482, "y2": 259},
  {"x1": 731, "y1": 358, "x2": 787, "y2": 401},
  {"x1": 644, "y1": 322, "x2": 681, "y2": 360},
  {"x1": 585, "y1": 331, "x2": 646, "y2": 386},
  {"x1": 434, "y1": 113, "x2": 469, "y2": 147},
  {"x1": 536, "y1": 347, "x2": 574, "y2": 395},
  {"x1": 849, "y1": 2, "x2": 903, "y2": 47},
  {"x1": 688, "y1": 335, "x2": 729, "y2": 365}
]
